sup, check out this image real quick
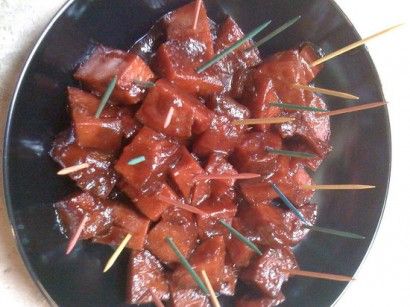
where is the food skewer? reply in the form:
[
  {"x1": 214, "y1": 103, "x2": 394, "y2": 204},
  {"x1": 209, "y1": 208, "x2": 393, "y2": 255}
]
[
  {"x1": 201, "y1": 270, "x2": 221, "y2": 307},
  {"x1": 165, "y1": 236, "x2": 209, "y2": 294},
  {"x1": 192, "y1": 0, "x2": 202, "y2": 30},
  {"x1": 292, "y1": 84, "x2": 359, "y2": 100},
  {"x1": 270, "y1": 102, "x2": 326, "y2": 112},
  {"x1": 319, "y1": 101, "x2": 387, "y2": 117},
  {"x1": 128, "y1": 156, "x2": 146, "y2": 166},
  {"x1": 195, "y1": 173, "x2": 261, "y2": 181},
  {"x1": 57, "y1": 163, "x2": 89, "y2": 175},
  {"x1": 282, "y1": 269, "x2": 353, "y2": 282},
  {"x1": 65, "y1": 215, "x2": 88, "y2": 255},
  {"x1": 148, "y1": 288, "x2": 165, "y2": 307},
  {"x1": 163, "y1": 107, "x2": 175, "y2": 129},
  {"x1": 265, "y1": 147, "x2": 316, "y2": 159},
  {"x1": 103, "y1": 233, "x2": 132, "y2": 273},
  {"x1": 95, "y1": 76, "x2": 117, "y2": 118},
  {"x1": 232, "y1": 117, "x2": 294, "y2": 126},
  {"x1": 303, "y1": 184, "x2": 375, "y2": 190},
  {"x1": 310, "y1": 24, "x2": 403, "y2": 67},
  {"x1": 133, "y1": 80, "x2": 155, "y2": 88},
  {"x1": 158, "y1": 196, "x2": 206, "y2": 215},
  {"x1": 219, "y1": 220, "x2": 262, "y2": 255}
]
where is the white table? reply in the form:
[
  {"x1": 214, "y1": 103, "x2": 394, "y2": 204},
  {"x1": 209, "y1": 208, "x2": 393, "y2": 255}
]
[{"x1": 0, "y1": 0, "x2": 409, "y2": 306}]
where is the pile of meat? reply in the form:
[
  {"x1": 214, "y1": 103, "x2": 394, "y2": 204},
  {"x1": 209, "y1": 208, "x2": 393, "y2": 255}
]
[{"x1": 51, "y1": 1, "x2": 331, "y2": 306}]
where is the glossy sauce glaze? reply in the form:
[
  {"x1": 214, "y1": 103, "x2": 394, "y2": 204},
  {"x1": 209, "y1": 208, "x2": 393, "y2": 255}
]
[{"x1": 51, "y1": 1, "x2": 331, "y2": 306}]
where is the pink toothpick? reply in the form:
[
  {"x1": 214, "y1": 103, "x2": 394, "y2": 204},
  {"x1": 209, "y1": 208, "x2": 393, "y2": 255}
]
[
  {"x1": 193, "y1": 0, "x2": 202, "y2": 30},
  {"x1": 66, "y1": 215, "x2": 88, "y2": 255}
]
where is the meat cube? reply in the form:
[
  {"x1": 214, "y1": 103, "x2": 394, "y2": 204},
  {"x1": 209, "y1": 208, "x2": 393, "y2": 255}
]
[
  {"x1": 214, "y1": 17, "x2": 261, "y2": 75},
  {"x1": 232, "y1": 131, "x2": 283, "y2": 175},
  {"x1": 172, "y1": 236, "x2": 226, "y2": 290},
  {"x1": 50, "y1": 129, "x2": 117, "y2": 198},
  {"x1": 156, "y1": 41, "x2": 223, "y2": 96},
  {"x1": 235, "y1": 294, "x2": 285, "y2": 307},
  {"x1": 115, "y1": 126, "x2": 180, "y2": 191},
  {"x1": 226, "y1": 218, "x2": 255, "y2": 267},
  {"x1": 193, "y1": 95, "x2": 250, "y2": 157},
  {"x1": 299, "y1": 43, "x2": 323, "y2": 82},
  {"x1": 147, "y1": 208, "x2": 197, "y2": 263},
  {"x1": 219, "y1": 265, "x2": 238, "y2": 296},
  {"x1": 204, "y1": 154, "x2": 238, "y2": 200},
  {"x1": 136, "y1": 79, "x2": 213, "y2": 138},
  {"x1": 164, "y1": 0, "x2": 214, "y2": 58},
  {"x1": 127, "y1": 250, "x2": 170, "y2": 304},
  {"x1": 169, "y1": 147, "x2": 210, "y2": 205},
  {"x1": 54, "y1": 192, "x2": 113, "y2": 240},
  {"x1": 240, "y1": 248, "x2": 297, "y2": 298},
  {"x1": 171, "y1": 286, "x2": 210, "y2": 307},
  {"x1": 74, "y1": 45, "x2": 155, "y2": 104},
  {"x1": 68, "y1": 87, "x2": 123, "y2": 153},
  {"x1": 196, "y1": 197, "x2": 237, "y2": 239},
  {"x1": 281, "y1": 203, "x2": 317, "y2": 246}
]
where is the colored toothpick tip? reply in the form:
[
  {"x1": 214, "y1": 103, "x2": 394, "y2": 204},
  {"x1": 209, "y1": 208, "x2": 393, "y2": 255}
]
[
  {"x1": 310, "y1": 24, "x2": 403, "y2": 67},
  {"x1": 304, "y1": 225, "x2": 365, "y2": 240},
  {"x1": 201, "y1": 270, "x2": 221, "y2": 307},
  {"x1": 95, "y1": 76, "x2": 117, "y2": 118},
  {"x1": 133, "y1": 80, "x2": 156, "y2": 88},
  {"x1": 165, "y1": 237, "x2": 209, "y2": 294},
  {"x1": 128, "y1": 156, "x2": 146, "y2": 166},
  {"x1": 303, "y1": 184, "x2": 375, "y2": 190},
  {"x1": 66, "y1": 215, "x2": 88, "y2": 255},
  {"x1": 193, "y1": 0, "x2": 202, "y2": 30},
  {"x1": 232, "y1": 117, "x2": 294, "y2": 126},
  {"x1": 219, "y1": 220, "x2": 263, "y2": 255},
  {"x1": 164, "y1": 107, "x2": 175, "y2": 129},
  {"x1": 196, "y1": 20, "x2": 271, "y2": 73},
  {"x1": 265, "y1": 147, "x2": 317, "y2": 159},
  {"x1": 103, "y1": 233, "x2": 132, "y2": 273},
  {"x1": 57, "y1": 163, "x2": 89, "y2": 175},
  {"x1": 319, "y1": 102, "x2": 387, "y2": 117},
  {"x1": 293, "y1": 84, "x2": 359, "y2": 100},
  {"x1": 157, "y1": 196, "x2": 206, "y2": 215},
  {"x1": 195, "y1": 173, "x2": 261, "y2": 181},
  {"x1": 283, "y1": 269, "x2": 354, "y2": 282}
]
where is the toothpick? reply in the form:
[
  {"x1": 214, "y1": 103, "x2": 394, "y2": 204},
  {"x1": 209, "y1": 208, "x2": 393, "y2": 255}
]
[
  {"x1": 201, "y1": 270, "x2": 221, "y2": 307},
  {"x1": 293, "y1": 84, "x2": 359, "y2": 100},
  {"x1": 311, "y1": 24, "x2": 403, "y2": 67},
  {"x1": 193, "y1": 0, "x2": 202, "y2": 30},
  {"x1": 103, "y1": 233, "x2": 132, "y2": 273},
  {"x1": 57, "y1": 163, "x2": 89, "y2": 175},
  {"x1": 157, "y1": 196, "x2": 206, "y2": 215},
  {"x1": 303, "y1": 184, "x2": 375, "y2": 190},
  {"x1": 283, "y1": 269, "x2": 354, "y2": 282},
  {"x1": 66, "y1": 215, "x2": 88, "y2": 255},
  {"x1": 319, "y1": 102, "x2": 387, "y2": 117},
  {"x1": 149, "y1": 289, "x2": 165, "y2": 307},
  {"x1": 164, "y1": 107, "x2": 175, "y2": 129},
  {"x1": 232, "y1": 117, "x2": 294, "y2": 126},
  {"x1": 195, "y1": 173, "x2": 261, "y2": 181}
]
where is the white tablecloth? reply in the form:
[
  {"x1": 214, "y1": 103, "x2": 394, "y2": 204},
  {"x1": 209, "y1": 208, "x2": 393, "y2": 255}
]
[{"x1": 0, "y1": 0, "x2": 409, "y2": 306}]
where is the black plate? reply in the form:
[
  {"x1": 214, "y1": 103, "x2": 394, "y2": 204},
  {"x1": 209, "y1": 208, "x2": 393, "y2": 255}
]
[{"x1": 3, "y1": 0, "x2": 391, "y2": 306}]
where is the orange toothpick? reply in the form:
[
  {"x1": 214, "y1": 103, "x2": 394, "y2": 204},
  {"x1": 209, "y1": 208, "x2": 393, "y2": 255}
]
[
  {"x1": 158, "y1": 196, "x2": 206, "y2": 215},
  {"x1": 58, "y1": 163, "x2": 89, "y2": 175},
  {"x1": 319, "y1": 101, "x2": 387, "y2": 117},
  {"x1": 66, "y1": 215, "x2": 88, "y2": 255},
  {"x1": 193, "y1": 0, "x2": 202, "y2": 30},
  {"x1": 201, "y1": 270, "x2": 221, "y2": 307},
  {"x1": 303, "y1": 184, "x2": 375, "y2": 190},
  {"x1": 293, "y1": 84, "x2": 359, "y2": 100},
  {"x1": 195, "y1": 173, "x2": 261, "y2": 181},
  {"x1": 283, "y1": 269, "x2": 354, "y2": 282}
]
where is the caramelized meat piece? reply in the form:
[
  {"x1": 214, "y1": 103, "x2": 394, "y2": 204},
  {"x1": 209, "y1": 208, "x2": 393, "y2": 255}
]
[
  {"x1": 50, "y1": 129, "x2": 117, "y2": 198},
  {"x1": 236, "y1": 294, "x2": 285, "y2": 307},
  {"x1": 193, "y1": 94, "x2": 250, "y2": 157},
  {"x1": 226, "y1": 218, "x2": 256, "y2": 268},
  {"x1": 196, "y1": 197, "x2": 237, "y2": 239},
  {"x1": 219, "y1": 265, "x2": 238, "y2": 296},
  {"x1": 115, "y1": 126, "x2": 180, "y2": 191},
  {"x1": 147, "y1": 207, "x2": 197, "y2": 264},
  {"x1": 94, "y1": 203, "x2": 150, "y2": 250},
  {"x1": 74, "y1": 45, "x2": 155, "y2": 104},
  {"x1": 68, "y1": 87, "x2": 123, "y2": 153},
  {"x1": 54, "y1": 192, "x2": 113, "y2": 239},
  {"x1": 233, "y1": 131, "x2": 283, "y2": 175},
  {"x1": 172, "y1": 236, "x2": 225, "y2": 290},
  {"x1": 281, "y1": 203, "x2": 317, "y2": 246},
  {"x1": 203, "y1": 154, "x2": 238, "y2": 200},
  {"x1": 298, "y1": 43, "x2": 323, "y2": 82},
  {"x1": 164, "y1": 0, "x2": 214, "y2": 58},
  {"x1": 171, "y1": 286, "x2": 210, "y2": 307},
  {"x1": 156, "y1": 41, "x2": 223, "y2": 96},
  {"x1": 127, "y1": 250, "x2": 170, "y2": 304},
  {"x1": 136, "y1": 79, "x2": 213, "y2": 138},
  {"x1": 240, "y1": 248, "x2": 297, "y2": 298},
  {"x1": 169, "y1": 147, "x2": 210, "y2": 205}
]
